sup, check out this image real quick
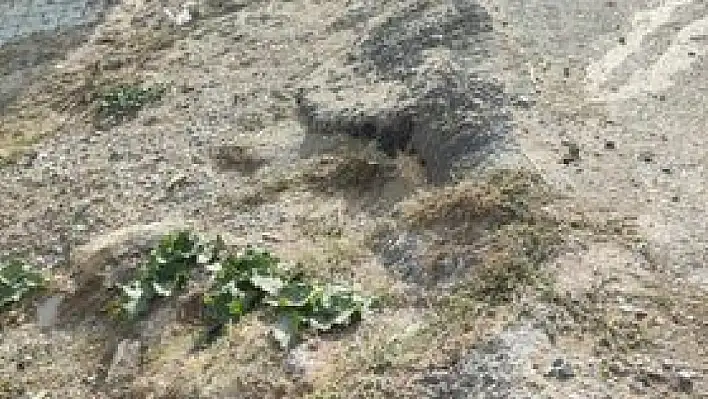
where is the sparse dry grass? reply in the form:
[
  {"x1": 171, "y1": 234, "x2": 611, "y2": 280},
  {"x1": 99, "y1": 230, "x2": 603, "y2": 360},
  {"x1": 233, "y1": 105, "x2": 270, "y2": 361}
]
[
  {"x1": 133, "y1": 314, "x2": 303, "y2": 398},
  {"x1": 0, "y1": 1, "x2": 187, "y2": 164},
  {"x1": 2, "y1": 1, "x2": 705, "y2": 397},
  {"x1": 401, "y1": 168, "x2": 546, "y2": 228},
  {"x1": 302, "y1": 155, "x2": 399, "y2": 192},
  {"x1": 3, "y1": 142, "x2": 701, "y2": 398},
  {"x1": 292, "y1": 168, "x2": 571, "y2": 397},
  {"x1": 382, "y1": 167, "x2": 564, "y2": 291}
]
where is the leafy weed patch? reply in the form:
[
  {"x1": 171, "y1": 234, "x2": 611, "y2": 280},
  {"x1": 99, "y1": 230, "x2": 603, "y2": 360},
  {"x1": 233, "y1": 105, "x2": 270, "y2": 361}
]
[
  {"x1": 107, "y1": 231, "x2": 219, "y2": 317},
  {"x1": 0, "y1": 258, "x2": 45, "y2": 311},
  {"x1": 94, "y1": 82, "x2": 167, "y2": 128},
  {"x1": 107, "y1": 230, "x2": 372, "y2": 350}
]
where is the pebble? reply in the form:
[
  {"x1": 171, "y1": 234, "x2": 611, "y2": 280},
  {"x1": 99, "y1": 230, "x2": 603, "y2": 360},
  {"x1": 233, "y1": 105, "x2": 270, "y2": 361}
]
[
  {"x1": 639, "y1": 151, "x2": 655, "y2": 163},
  {"x1": 166, "y1": 173, "x2": 188, "y2": 191},
  {"x1": 674, "y1": 370, "x2": 695, "y2": 393},
  {"x1": 618, "y1": 304, "x2": 648, "y2": 320},
  {"x1": 561, "y1": 141, "x2": 581, "y2": 165},
  {"x1": 545, "y1": 358, "x2": 575, "y2": 380}
]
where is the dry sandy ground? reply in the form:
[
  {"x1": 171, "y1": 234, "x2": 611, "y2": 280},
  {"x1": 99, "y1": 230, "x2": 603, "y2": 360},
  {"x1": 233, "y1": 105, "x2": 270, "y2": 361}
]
[{"x1": 0, "y1": 0, "x2": 706, "y2": 398}]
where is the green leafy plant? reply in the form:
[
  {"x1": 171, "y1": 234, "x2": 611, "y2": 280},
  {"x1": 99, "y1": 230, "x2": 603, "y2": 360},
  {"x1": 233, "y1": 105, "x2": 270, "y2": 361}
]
[
  {"x1": 202, "y1": 248, "x2": 279, "y2": 323},
  {"x1": 108, "y1": 231, "x2": 371, "y2": 350},
  {"x1": 203, "y1": 248, "x2": 372, "y2": 349},
  {"x1": 95, "y1": 83, "x2": 167, "y2": 126},
  {"x1": 112, "y1": 230, "x2": 223, "y2": 318},
  {"x1": 0, "y1": 259, "x2": 45, "y2": 310}
]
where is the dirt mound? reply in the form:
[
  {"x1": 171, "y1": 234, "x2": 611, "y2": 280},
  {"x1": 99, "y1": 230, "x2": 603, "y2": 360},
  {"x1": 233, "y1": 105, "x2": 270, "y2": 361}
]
[{"x1": 295, "y1": 0, "x2": 512, "y2": 184}]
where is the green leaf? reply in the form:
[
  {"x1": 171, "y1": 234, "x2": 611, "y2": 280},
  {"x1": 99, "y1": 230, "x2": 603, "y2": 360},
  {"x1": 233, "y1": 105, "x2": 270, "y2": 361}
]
[
  {"x1": 305, "y1": 308, "x2": 357, "y2": 331},
  {"x1": 101, "y1": 229, "x2": 373, "y2": 351},
  {"x1": 250, "y1": 275, "x2": 285, "y2": 296},
  {"x1": 228, "y1": 299, "x2": 244, "y2": 318},
  {"x1": 152, "y1": 282, "x2": 172, "y2": 297},
  {"x1": 264, "y1": 281, "x2": 313, "y2": 308}
]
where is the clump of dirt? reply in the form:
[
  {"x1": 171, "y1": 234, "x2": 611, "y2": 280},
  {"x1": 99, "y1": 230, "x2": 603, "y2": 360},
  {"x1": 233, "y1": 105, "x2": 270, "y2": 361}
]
[
  {"x1": 303, "y1": 155, "x2": 399, "y2": 193},
  {"x1": 234, "y1": 135, "x2": 425, "y2": 215},
  {"x1": 209, "y1": 144, "x2": 267, "y2": 175}
]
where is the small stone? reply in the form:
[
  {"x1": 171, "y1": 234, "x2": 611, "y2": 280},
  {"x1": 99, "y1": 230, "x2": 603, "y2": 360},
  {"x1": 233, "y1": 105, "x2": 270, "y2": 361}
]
[
  {"x1": 164, "y1": 5, "x2": 193, "y2": 26},
  {"x1": 545, "y1": 358, "x2": 575, "y2": 380},
  {"x1": 36, "y1": 295, "x2": 63, "y2": 329},
  {"x1": 619, "y1": 305, "x2": 648, "y2": 320},
  {"x1": 18, "y1": 151, "x2": 38, "y2": 167},
  {"x1": 142, "y1": 115, "x2": 159, "y2": 126},
  {"x1": 261, "y1": 232, "x2": 281, "y2": 242},
  {"x1": 608, "y1": 362, "x2": 628, "y2": 376},
  {"x1": 674, "y1": 371, "x2": 695, "y2": 393},
  {"x1": 619, "y1": 36, "x2": 626, "y2": 45},
  {"x1": 639, "y1": 151, "x2": 654, "y2": 163},
  {"x1": 512, "y1": 95, "x2": 534, "y2": 107},
  {"x1": 166, "y1": 173, "x2": 188, "y2": 191},
  {"x1": 30, "y1": 390, "x2": 49, "y2": 399},
  {"x1": 561, "y1": 141, "x2": 581, "y2": 165},
  {"x1": 629, "y1": 381, "x2": 647, "y2": 394},
  {"x1": 604, "y1": 140, "x2": 616, "y2": 150},
  {"x1": 108, "y1": 151, "x2": 122, "y2": 162},
  {"x1": 101, "y1": 57, "x2": 123, "y2": 71},
  {"x1": 645, "y1": 368, "x2": 667, "y2": 384},
  {"x1": 106, "y1": 339, "x2": 142, "y2": 384}
]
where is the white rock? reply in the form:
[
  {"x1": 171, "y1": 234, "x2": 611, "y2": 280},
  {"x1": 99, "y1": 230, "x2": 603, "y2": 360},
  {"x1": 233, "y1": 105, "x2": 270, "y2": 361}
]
[
  {"x1": 106, "y1": 339, "x2": 142, "y2": 384},
  {"x1": 164, "y1": 3, "x2": 193, "y2": 26}
]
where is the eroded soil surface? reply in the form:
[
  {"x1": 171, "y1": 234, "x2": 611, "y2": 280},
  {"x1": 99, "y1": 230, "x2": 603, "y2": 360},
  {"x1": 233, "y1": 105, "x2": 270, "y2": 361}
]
[{"x1": 0, "y1": 0, "x2": 706, "y2": 398}]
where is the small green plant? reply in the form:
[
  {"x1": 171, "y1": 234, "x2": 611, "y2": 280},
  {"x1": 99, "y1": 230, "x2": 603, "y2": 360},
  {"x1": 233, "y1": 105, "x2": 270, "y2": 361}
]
[
  {"x1": 111, "y1": 231, "x2": 222, "y2": 318},
  {"x1": 0, "y1": 259, "x2": 45, "y2": 310},
  {"x1": 95, "y1": 83, "x2": 166, "y2": 126},
  {"x1": 199, "y1": 248, "x2": 281, "y2": 326},
  {"x1": 202, "y1": 247, "x2": 372, "y2": 349},
  {"x1": 110, "y1": 231, "x2": 371, "y2": 349}
]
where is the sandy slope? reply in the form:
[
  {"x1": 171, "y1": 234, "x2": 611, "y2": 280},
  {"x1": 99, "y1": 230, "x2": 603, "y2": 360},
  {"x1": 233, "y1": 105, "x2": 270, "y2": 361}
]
[{"x1": 0, "y1": 0, "x2": 705, "y2": 397}]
